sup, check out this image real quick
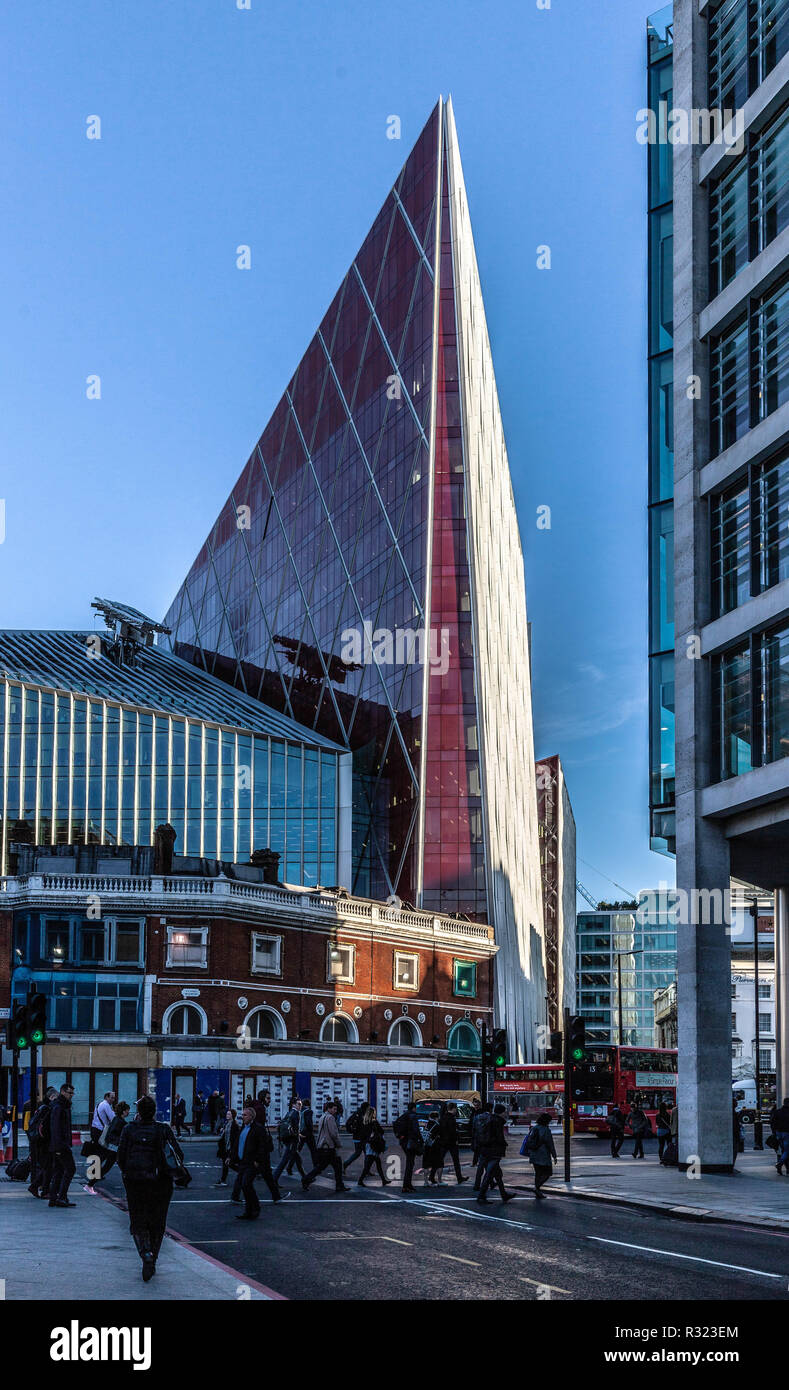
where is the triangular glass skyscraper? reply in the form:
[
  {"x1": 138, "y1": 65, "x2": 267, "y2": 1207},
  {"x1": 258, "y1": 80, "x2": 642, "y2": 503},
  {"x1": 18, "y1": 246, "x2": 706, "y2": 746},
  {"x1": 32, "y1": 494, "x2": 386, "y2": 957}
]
[{"x1": 165, "y1": 98, "x2": 545, "y2": 1059}]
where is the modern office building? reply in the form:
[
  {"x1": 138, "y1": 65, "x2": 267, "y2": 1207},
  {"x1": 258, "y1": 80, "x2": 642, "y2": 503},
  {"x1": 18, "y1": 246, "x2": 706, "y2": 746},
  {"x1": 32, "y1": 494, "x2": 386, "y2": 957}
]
[
  {"x1": 648, "y1": 6, "x2": 676, "y2": 857},
  {"x1": 664, "y1": 0, "x2": 789, "y2": 1165},
  {"x1": 1, "y1": 840, "x2": 494, "y2": 1125},
  {"x1": 536, "y1": 755, "x2": 577, "y2": 1031},
  {"x1": 0, "y1": 602, "x2": 351, "y2": 886},
  {"x1": 576, "y1": 898, "x2": 677, "y2": 1047},
  {"x1": 164, "y1": 98, "x2": 546, "y2": 1061}
]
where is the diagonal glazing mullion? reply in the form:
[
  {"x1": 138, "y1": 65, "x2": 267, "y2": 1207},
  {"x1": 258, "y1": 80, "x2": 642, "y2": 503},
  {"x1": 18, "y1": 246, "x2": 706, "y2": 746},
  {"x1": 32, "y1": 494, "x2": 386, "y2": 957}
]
[
  {"x1": 317, "y1": 330, "x2": 423, "y2": 622},
  {"x1": 350, "y1": 264, "x2": 432, "y2": 454},
  {"x1": 392, "y1": 189, "x2": 435, "y2": 283},
  {"x1": 255, "y1": 432, "x2": 350, "y2": 743}
]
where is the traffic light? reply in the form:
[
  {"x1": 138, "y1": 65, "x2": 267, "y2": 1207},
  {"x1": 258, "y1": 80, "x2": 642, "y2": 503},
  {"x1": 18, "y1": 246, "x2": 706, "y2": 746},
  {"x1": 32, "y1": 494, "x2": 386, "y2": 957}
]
[
  {"x1": 27, "y1": 992, "x2": 47, "y2": 1046},
  {"x1": 7, "y1": 1001, "x2": 29, "y2": 1051},
  {"x1": 569, "y1": 1015, "x2": 587, "y2": 1064},
  {"x1": 546, "y1": 1031, "x2": 563, "y2": 1063},
  {"x1": 491, "y1": 1028, "x2": 508, "y2": 1069}
]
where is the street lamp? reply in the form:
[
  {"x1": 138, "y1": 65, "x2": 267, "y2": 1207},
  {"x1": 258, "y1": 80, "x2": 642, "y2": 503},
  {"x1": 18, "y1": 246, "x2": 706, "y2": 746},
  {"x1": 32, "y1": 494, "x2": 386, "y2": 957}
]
[{"x1": 748, "y1": 897, "x2": 764, "y2": 1151}]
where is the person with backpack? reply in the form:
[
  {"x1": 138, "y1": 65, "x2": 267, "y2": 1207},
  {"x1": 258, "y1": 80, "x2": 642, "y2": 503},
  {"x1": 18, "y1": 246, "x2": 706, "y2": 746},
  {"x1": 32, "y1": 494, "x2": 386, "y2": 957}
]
[
  {"x1": 298, "y1": 1099, "x2": 318, "y2": 1167},
  {"x1": 394, "y1": 1102, "x2": 423, "y2": 1194},
  {"x1": 48, "y1": 1083, "x2": 77, "y2": 1208},
  {"x1": 27, "y1": 1087, "x2": 57, "y2": 1198},
  {"x1": 214, "y1": 1108, "x2": 240, "y2": 1187},
  {"x1": 471, "y1": 1103, "x2": 493, "y2": 1191},
  {"x1": 423, "y1": 1111, "x2": 444, "y2": 1186},
  {"x1": 357, "y1": 1107, "x2": 390, "y2": 1187},
  {"x1": 342, "y1": 1101, "x2": 370, "y2": 1175},
  {"x1": 438, "y1": 1102, "x2": 467, "y2": 1185},
  {"x1": 302, "y1": 1101, "x2": 349, "y2": 1193},
  {"x1": 476, "y1": 1103, "x2": 515, "y2": 1204},
  {"x1": 628, "y1": 1099, "x2": 649, "y2": 1159},
  {"x1": 608, "y1": 1104, "x2": 626, "y2": 1158},
  {"x1": 523, "y1": 1111, "x2": 557, "y2": 1199},
  {"x1": 273, "y1": 1098, "x2": 306, "y2": 1181},
  {"x1": 117, "y1": 1095, "x2": 186, "y2": 1280}
]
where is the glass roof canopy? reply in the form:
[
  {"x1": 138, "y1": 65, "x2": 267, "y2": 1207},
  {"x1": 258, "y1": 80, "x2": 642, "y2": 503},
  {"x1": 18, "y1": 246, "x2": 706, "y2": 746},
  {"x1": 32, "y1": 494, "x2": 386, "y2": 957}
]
[{"x1": 0, "y1": 629, "x2": 342, "y2": 750}]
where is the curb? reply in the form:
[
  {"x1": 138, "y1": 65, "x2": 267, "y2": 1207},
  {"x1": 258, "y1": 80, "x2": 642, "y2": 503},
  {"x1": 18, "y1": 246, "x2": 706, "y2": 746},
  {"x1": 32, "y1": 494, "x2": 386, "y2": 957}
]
[{"x1": 541, "y1": 1181, "x2": 788, "y2": 1231}]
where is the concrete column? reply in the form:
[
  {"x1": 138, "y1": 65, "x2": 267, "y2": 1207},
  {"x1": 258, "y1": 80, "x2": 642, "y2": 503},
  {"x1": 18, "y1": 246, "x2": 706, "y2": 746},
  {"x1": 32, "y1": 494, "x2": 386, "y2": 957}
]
[
  {"x1": 673, "y1": 0, "x2": 735, "y2": 1169},
  {"x1": 776, "y1": 888, "x2": 789, "y2": 1104}
]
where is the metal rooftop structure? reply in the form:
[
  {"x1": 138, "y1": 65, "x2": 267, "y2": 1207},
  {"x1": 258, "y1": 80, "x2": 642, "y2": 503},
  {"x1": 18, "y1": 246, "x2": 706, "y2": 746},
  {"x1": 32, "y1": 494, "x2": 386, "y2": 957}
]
[{"x1": 0, "y1": 627, "x2": 343, "y2": 749}]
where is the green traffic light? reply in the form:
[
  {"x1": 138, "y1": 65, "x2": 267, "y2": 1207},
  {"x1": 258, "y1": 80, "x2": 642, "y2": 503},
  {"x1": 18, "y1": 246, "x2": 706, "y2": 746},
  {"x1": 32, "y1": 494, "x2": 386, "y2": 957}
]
[
  {"x1": 571, "y1": 1046, "x2": 585, "y2": 1062},
  {"x1": 17, "y1": 1035, "x2": 28, "y2": 1050},
  {"x1": 494, "y1": 1053, "x2": 506, "y2": 1067},
  {"x1": 31, "y1": 1029, "x2": 44, "y2": 1044}
]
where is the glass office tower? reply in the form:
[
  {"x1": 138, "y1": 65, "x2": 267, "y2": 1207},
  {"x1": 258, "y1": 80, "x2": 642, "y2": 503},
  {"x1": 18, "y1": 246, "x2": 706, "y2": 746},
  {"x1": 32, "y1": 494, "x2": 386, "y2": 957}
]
[
  {"x1": 648, "y1": 6, "x2": 676, "y2": 856},
  {"x1": 165, "y1": 98, "x2": 546, "y2": 1059},
  {"x1": 576, "y1": 902, "x2": 677, "y2": 1047}
]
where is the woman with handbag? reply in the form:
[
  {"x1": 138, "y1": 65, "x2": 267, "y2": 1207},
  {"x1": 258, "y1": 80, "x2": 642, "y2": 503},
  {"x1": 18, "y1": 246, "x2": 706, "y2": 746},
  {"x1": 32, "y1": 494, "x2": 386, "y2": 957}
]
[
  {"x1": 117, "y1": 1095, "x2": 188, "y2": 1282},
  {"x1": 357, "y1": 1108, "x2": 390, "y2": 1187},
  {"x1": 214, "y1": 1108, "x2": 239, "y2": 1187}
]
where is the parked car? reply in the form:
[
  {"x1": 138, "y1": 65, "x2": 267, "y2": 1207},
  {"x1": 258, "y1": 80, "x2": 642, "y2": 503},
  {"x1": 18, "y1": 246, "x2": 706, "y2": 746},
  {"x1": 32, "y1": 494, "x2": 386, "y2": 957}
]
[{"x1": 412, "y1": 1091, "x2": 478, "y2": 1147}]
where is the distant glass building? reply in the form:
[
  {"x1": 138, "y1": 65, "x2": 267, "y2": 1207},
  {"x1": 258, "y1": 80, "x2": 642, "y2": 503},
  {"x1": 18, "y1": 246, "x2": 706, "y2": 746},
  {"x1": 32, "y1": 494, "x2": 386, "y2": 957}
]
[
  {"x1": 164, "y1": 99, "x2": 546, "y2": 1060},
  {"x1": 576, "y1": 899, "x2": 677, "y2": 1047},
  {"x1": 647, "y1": 6, "x2": 675, "y2": 856},
  {"x1": 0, "y1": 611, "x2": 350, "y2": 885}
]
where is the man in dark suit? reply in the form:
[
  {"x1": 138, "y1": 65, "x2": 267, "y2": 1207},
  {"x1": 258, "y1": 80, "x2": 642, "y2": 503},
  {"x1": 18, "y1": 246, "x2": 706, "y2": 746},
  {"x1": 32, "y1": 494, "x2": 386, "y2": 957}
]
[
  {"x1": 48, "y1": 1083, "x2": 77, "y2": 1207},
  {"x1": 230, "y1": 1105, "x2": 281, "y2": 1217}
]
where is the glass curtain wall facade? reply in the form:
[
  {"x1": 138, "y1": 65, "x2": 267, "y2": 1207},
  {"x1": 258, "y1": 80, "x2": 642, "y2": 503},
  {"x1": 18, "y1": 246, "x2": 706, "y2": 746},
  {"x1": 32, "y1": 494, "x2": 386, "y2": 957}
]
[
  {"x1": 164, "y1": 99, "x2": 546, "y2": 1060},
  {"x1": 576, "y1": 905, "x2": 677, "y2": 1046},
  {"x1": 0, "y1": 633, "x2": 344, "y2": 883},
  {"x1": 648, "y1": 8, "x2": 676, "y2": 855}
]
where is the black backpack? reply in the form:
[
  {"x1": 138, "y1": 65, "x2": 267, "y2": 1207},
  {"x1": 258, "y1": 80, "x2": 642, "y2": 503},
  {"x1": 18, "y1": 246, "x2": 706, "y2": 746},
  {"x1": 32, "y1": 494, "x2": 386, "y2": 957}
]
[
  {"x1": 123, "y1": 1124, "x2": 164, "y2": 1182},
  {"x1": 28, "y1": 1103, "x2": 50, "y2": 1141},
  {"x1": 278, "y1": 1114, "x2": 296, "y2": 1145},
  {"x1": 474, "y1": 1111, "x2": 492, "y2": 1147},
  {"x1": 392, "y1": 1113, "x2": 409, "y2": 1142}
]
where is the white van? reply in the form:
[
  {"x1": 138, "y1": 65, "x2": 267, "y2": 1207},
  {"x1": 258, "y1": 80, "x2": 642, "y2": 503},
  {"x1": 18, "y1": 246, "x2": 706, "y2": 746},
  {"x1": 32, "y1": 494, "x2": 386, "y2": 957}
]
[{"x1": 732, "y1": 1080, "x2": 757, "y2": 1123}]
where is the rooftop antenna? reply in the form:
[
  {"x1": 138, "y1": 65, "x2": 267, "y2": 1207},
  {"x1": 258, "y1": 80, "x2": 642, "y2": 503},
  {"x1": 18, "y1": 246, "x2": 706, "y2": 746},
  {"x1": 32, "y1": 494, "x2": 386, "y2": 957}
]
[{"x1": 91, "y1": 598, "x2": 170, "y2": 667}]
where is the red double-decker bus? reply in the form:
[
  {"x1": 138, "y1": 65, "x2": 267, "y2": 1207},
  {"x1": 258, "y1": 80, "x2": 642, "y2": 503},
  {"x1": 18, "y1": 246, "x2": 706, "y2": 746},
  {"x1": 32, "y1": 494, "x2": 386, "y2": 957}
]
[{"x1": 492, "y1": 1046, "x2": 678, "y2": 1134}]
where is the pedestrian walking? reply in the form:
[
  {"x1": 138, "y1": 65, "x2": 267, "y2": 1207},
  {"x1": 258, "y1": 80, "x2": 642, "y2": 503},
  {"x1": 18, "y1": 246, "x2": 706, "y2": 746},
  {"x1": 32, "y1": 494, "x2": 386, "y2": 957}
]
[
  {"x1": 229, "y1": 1105, "x2": 283, "y2": 1216},
  {"x1": 523, "y1": 1111, "x2": 557, "y2": 1198},
  {"x1": 608, "y1": 1104, "x2": 625, "y2": 1158},
  {"x1": 253, "y1": 1090, "x2": 270, "y2": 1128},
  {"x1": 117, "y1": 1095, "x2": 187, "y2": 1280},
  {"x1": 772, "y1": 1096, "x2": 789, "y2": 1174},
  {"x1": 298, "y1": 1099, "x2": 318, "y2": 1167},
  {"x1": 393, "y1": 1102, "x2": 423, "y2": 1193},
  {"x1": 438, "y1": 1102, "x2": 467, "y2": 1185},
  {"x1": 357, "y1": 1107, "x2": 390, "y2": 1187},
  {"x1": 192, "y1": 1090, "x2": 205, "y2": 1135},
  {"x1": 48, "y1": 1083, "x2": 77, "y2": 1208},
  {"x1": 629, "y1": 1101, "x2": 648, "y2": 1159},
  {"x1": 471, "y1": 1103, "x2": 493, "y2": 1190},
  {"x1": 302, "y1": 1101, "x2": 349, "y2": 1193},
  {"x1": 423, "y1": 1112, "x2": 444, "y2": 1186},
  {"x1": 476, "y1": 1103, "x2": 516, "y2": 1204},
  {"x1": 84, "y1": 1100, "x2": 130, "y2": 1193},
  {"x1": 207, "y1": 1090, "x2": 222, "y2": 1135},
  {"x1": 27, "y1": 1087, "x2": 57, "y2": 1198},
  {"x1": 273, "y1": 1098, "x2": 306, "y2": 1181},
  {"x1": 342, "y1": 1100, "x2": 371, "y2": 1175},
  {"x1": 90, "y1": 1092, "x2": 116, "y2": 1147},
  {"x1": 214, "y1": 1108, "x2": 239, "y2": 1187},
  {"x1": 173, "y1": 1093, "x2": 190, "y2": 1137},
  {"x1": 656, "y1": 1102, "x2": 671, "y2": 1161}
]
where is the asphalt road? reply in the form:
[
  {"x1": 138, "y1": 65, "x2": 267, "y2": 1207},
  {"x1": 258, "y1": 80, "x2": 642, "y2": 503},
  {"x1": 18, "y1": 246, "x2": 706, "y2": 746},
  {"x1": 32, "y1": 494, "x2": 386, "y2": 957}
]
[{"x1": 100, "y1": 1143, "x2": 789, "y2": 1302}]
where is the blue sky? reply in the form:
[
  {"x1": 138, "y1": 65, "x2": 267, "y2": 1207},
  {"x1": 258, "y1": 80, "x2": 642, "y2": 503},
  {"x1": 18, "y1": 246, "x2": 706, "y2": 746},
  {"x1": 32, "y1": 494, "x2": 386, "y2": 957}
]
[{"x1": 0, "y1": 0, "x2": 673, "y2": 903}]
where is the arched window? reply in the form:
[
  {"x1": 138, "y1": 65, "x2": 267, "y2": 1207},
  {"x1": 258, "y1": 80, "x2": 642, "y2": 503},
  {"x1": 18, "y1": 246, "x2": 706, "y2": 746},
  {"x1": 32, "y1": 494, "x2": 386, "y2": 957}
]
[
  {"x1": 388, "y1": 1017, "x2": 422, "y2": 1047},
  {"x1": 163, "y1": 1003, "x2": 206, "y2": 1036},
  {"x1": 447, "y1": 1021, "x2": 481, "y2": 1056},
  {"x1": 320, "y1": 1013, "x2": 358, "y2": 1043},
  {"x1": 244, "y1": 1006, "x2": 286, "y2": 1041}
]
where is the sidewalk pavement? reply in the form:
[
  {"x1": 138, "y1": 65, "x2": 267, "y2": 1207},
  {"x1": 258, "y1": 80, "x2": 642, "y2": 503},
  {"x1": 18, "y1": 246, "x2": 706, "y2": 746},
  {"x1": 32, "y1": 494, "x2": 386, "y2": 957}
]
[
  {"x1": 502, "y1": 1136, "x2": 789, "y2": 1230},
  {"x1": 0, "y1": 1180, "x2": 283, "y2": 1301}
]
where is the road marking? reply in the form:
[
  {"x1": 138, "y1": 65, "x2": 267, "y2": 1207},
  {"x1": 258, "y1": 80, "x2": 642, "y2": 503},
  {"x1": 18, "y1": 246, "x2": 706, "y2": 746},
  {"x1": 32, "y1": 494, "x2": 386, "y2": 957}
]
[
  {"x1": 588, "y1": 1236, "x2": 783, "y2": 1280},
  {"x1": 436, "y1": 1253, "x2": 480, "y2": 1267},
  {"x1": 519, "y1": 1275, "x2": 571, "y2": 1295},
  {"x1": 195, "y1": 1240, "x2": 239, "y2": 1244}
]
